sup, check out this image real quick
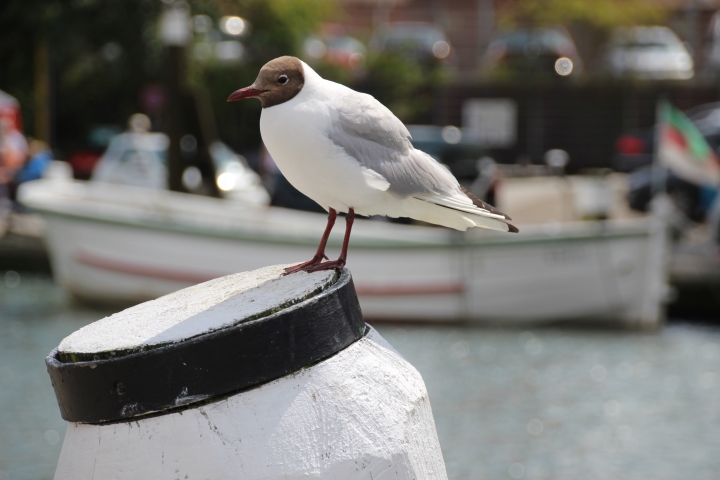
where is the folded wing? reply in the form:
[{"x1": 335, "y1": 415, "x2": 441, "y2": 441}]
[{"x1": 328, "y1": 90, "x2": 518, "y2": 232}]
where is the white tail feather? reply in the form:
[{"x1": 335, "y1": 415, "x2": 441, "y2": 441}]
[
  {"x1": 413, "y1": 193, "x2": 507, "y2": 221},
  {"x1": 403, "y1": 197, "x2": 511, "y2": 232}
]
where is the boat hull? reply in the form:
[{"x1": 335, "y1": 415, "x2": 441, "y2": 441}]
[{"x1": 22, "y1": 180, "x2": 668, "y2": 327}]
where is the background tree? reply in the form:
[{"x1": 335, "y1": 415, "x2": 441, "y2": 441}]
[
  {"x1": 1, "y1": 0, "x2": 165, "y2": 152},
  {"x1": 0, "y1": 0, "x2": 334, "y2": 156}
]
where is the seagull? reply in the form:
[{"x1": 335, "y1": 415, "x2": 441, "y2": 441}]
[{"x1": 228, "y1": 56, "x2": 518, "y2": 274}]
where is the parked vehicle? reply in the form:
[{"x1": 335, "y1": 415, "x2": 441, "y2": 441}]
[
  {"x1": 604, "y1": 26, "x2": 693, "y2": 80},
  {"x1": 369, "y1": 22, "x2": 453, "y2": 64},
  {"x1": 483, "y1": 27, "x2": 582, "y2": 78}
]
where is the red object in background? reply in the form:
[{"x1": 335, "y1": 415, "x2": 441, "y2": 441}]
[
  {"x1": 663, "y1": 125, "x2": 689, "y2": 150},
  {"x1": 0, "y1": 90, "x2": 23, "y2": 132},
  {"x1": 616, "y1": 135, "x2": 647, "y2": 155},
  {"x1": 68, "y1": 150, "x2": 102, "y2": 179}
]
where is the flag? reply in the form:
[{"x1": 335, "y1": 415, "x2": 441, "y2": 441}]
[{"x1": 657, "y1": 100, "x2": 720, "y2": 187}]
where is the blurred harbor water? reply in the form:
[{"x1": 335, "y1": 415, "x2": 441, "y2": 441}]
[{"x1": 1, "y1": 273, "x2": 719, "y2": 480}]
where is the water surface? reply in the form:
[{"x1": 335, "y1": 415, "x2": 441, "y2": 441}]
[{"x1": 1, "y1": 274, "x2": 719, "y2": 479}]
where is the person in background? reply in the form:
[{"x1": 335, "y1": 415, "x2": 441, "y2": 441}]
[
  {"x1": 10, "y1": 138, "x2": 52, "y2": 199},
  {"x1": 0, "y1": 117, "x2": 28, "y2": 223},
  {"x1": 0, "y1": 117, "x2": 27, "y2": 181}
]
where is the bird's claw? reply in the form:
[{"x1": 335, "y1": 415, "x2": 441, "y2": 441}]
[
  {"x1": 283, "y1": 256, "x2": 325, "y2": 275},
  {"x1": 300, "y1": 260, "x2": 345, "y2": 273}
]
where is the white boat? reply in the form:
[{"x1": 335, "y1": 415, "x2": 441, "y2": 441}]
[{"x1": 18, "y1": 177, "x2": 669, "y2": 327}]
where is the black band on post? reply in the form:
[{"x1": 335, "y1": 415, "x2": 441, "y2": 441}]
[{"x1": 46, "y1": 269, "x2": 365, "y2": 424}]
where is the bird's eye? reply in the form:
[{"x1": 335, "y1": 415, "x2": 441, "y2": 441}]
[{"x1": 278, "y1": 74, "x2": 288, "y2": 85}]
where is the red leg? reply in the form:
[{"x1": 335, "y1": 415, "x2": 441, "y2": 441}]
[
  {"x1": 283, "y1": 209, "x2": 337, "y2": 275},
  {"x1": 302, "y1": 208, "x2": 355, "y2": 273}
]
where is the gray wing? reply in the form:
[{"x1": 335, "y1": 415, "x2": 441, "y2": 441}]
[
  {"x1": 328, "y1": 91, "x2": 459, "y2": 197},
  {"x1": 332, "y1": 92, "x2": 412, "y2": 152}
]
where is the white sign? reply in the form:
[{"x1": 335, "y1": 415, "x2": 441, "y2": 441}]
[{"x1": 462, "y1": 98, "x2": 517, "y2": 148}]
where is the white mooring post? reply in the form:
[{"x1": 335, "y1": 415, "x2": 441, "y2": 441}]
[{"x1": 47, "y1": 265, "x2": 448, "y2": 479}]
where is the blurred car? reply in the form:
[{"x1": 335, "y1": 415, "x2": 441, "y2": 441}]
[
  {"x1": 483, "y1": 27, "x2": 582, "y2": 77},
  {"x1": 303, "y1": 34, "x2": 366, "y2": 70},
  {"x1": 369, "y1": 22, "x2": 454, "y2": 64},
  {"x1": 604, "y1": 26, "x2": 693, "y2": 80},
  {"x1": 614, "y1": 101, "x2": 720, "y2": 172}
]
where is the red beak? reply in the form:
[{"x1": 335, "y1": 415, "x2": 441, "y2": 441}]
[{"x1": 227, "y1": 86, "x2": 267, "y2": 102}]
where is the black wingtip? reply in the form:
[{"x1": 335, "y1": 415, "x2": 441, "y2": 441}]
[
  {"x1": 507, "y1": 223, "x2": 519, "y2": 233},
  {"x1": 460, "y1": 186, "x2": 513, "y2": 220}
]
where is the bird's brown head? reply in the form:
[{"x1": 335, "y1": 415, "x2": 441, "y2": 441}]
[{"x1": 227, "y1": 56, "x2": 305, "y2": 108}]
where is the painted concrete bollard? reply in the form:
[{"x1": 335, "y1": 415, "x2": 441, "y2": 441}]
[{"x1": 47, "y1": 265, "x2": 448, "y2": 479}]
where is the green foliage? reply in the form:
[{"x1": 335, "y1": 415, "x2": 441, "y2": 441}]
[
  {"x1": 308, "y1": 61, "x2": 355, "y2": 87},
  {"x1": 189, "y1": 0, "x2": 335, "y2": 150},
  {"x1": 0, "y1": 0, "x2": 334, "y2": 153},
  {"x1": 0, "y1": 0, "x2": 164, "y2": 150},
  {"x1": 1, "y1": 0, "x2": 444, "y2": 154},
  {"x1": 240, "y1": 0, "x2": 335, "y2": 62},
  {"x1": 499, "y1": 0, "x2": 667, "y2": 30},
  {"x1": 190, "y1": 0, "x2": 335, "y2": 62},
  {"x1": 199, "y1": 62, "x2": 263, "y2": 154}
]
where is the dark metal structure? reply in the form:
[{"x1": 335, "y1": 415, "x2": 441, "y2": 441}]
[{"x1": 46, "y1": 269, "x2": 365, "y2": 424}]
